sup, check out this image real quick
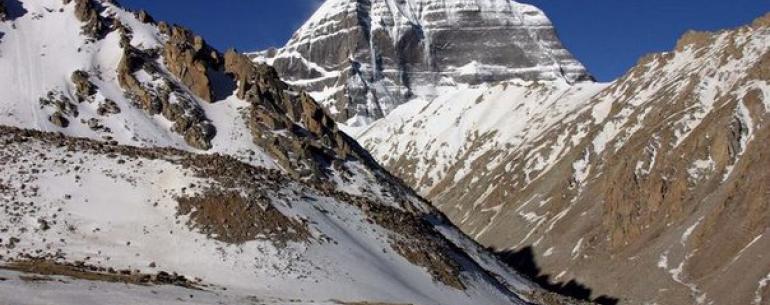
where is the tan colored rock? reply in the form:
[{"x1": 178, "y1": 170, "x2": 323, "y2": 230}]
[
  {"x1": 70, "y1": 70, "x2": 96, "y2": 102},
  {"x1": 64, "y1": 0, "x2": 107, "y2": 39},
  {"x1": 116, "y1": 38, "x2": 214, "y2": 150},
  {"x1": 162, "y1": 26, "x2": 221, "y2": 103},
  {"x1": 224, "y1": 49, "x2": 257, "y2": 100},
  {"x1": 223, "y1": 50, "x2": 367, "y2": 179},
  {"x1": 675, "y1": 30, "x2": 713, "y2": 52},
  {"x1": 134, "y1": 10, "x2": 154, "y2": 24},
  {"x1": 116, "y1": 47, "x2": 156, "y2": 113},
  {"x1": 49, "y1": 112, "x2": 69, "y2": 128}
]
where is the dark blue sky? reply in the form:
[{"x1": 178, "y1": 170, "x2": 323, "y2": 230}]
[{"x1": 120, "y1": 0, "x2": 769, "y2": 81}]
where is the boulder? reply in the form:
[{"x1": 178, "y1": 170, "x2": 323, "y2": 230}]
[
  {"x1": 49, "y1": 112, "x2": 69, "y2": 128},
  {"x1": 71, "y1": 70, "x2": 96, "y2": 102},
  {"x1": 96, "y1": 99, "x2": 121, "y2": 116}
]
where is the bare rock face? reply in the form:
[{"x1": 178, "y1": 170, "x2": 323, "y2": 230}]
[
  {"x1": 133, "y1": 9, "x2": 154, "y2": 24},
  {"x1": 70, "y1": 70, "x2": 96, "y2": 102},
  {"x1": 116, "y1": 28, "x2": 216, "y2": 150},
  {"x1": 359, "y1": 15, "x2": 770, "y2": 305},
  {"x1": 162, "y1": 25, "x2": 222, "y2": 103},
  {"x1": 225, "y1": 50, "x2": 376, "y2": 179},
  {"x1": 48, "y1": 111, "x2": 69, "y2": 128},
  {"x1": 63, "y1": 0, "x2": 108, "y2": 39},
  {"x1": 254, "y1": 0, "x2": 591, "y2": 126}
]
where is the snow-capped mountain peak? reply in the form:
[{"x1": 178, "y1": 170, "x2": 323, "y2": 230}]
[{"x1": 252, "y1": 0, "x2": 591, "y2": 130}]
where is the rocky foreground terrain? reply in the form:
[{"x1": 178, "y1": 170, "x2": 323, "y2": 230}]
[
  {"x1": 0, "y1": 0, "x2": 591, "y2": 304},
  {"x1": 356, "y1": 11, "x2": 770, "y2": 305}
]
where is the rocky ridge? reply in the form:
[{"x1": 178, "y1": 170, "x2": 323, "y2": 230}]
[{"x1": 358, "y1": 13, "x2": 770, "y2": 305}]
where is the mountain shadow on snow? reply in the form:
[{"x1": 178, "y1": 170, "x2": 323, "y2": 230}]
[
  {"x1": 495, "y1": 247, "x2": 619, "y2": 305},
  {"x1": 2, "y1": 0, "x2": 28, "y2": 21}
]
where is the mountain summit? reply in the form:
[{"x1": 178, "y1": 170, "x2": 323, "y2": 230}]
[{"x1": 253, "y1": 0, "x2": 591, "y2": 128}]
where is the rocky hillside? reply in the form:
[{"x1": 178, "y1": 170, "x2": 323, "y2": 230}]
[
  {"x1": 251, "y1": 0, "x2": 590, "y2": 130},
  {"x1": 0, "y1": 1, "x2": 587, "y2": 304},
  {"x1": 358, "y1": 13, "x2": 770, "y2": 305}
]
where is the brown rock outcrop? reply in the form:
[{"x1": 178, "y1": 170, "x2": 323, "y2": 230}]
[
  {"x1": 752, "y1": 12, "x2": 770, "y2": 28},
  {"x1": 116, "y1": 45, "x2": 157, "y2": 113},
  {"x1": 177, "y1": 190, "x2": 309, "y2": 245},
  {"x1": 63, "y1": 0, "x2": 108, "y2": 39},
  {"x1": 134, "y1": 10, "x2": 154, "y2": 24},
  {"x1": 70, "y1": 70, "x2": 96, "y2": 102},
  {"x1": 96, "y1": 99, "x2": 120, "y2": 116},
  {"x1": 48, "y1": 112, "x2": 69, "y2": 128},
  {"x1": 162, "y1": 25, "x2": 222, "y2": 103},
  {"x1": 224, "y1": 50, "x2": 364, "y2": 179},
  {"x1": 116, "y1": 32, "x2": 215, "y2": 150},
  {"x1": 39, "y1": 90, "x2": 78, "y2": 119}
]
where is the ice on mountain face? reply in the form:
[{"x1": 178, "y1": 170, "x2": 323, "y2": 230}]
[{"x1": 253, "y1": 0, "x2": 592, "y2": 126}]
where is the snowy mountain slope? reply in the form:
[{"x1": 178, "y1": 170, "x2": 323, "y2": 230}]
[
  {"x1": 356, "y1": 79, "x2": 609, "y2": 195},
  {"x1": 0, "y1": 126, "x2": 534, "y2": 305},
  {"x1": 0, "y1": 1, "x2": 583, "y2": 304},
  {"x1": 251, "y1": 0, "x2": 590, "y2": 130},
  {"x1": 357, "y1": 13, "x2": 770, "y2": 305},
  {"x1": 0, "y1": 0, "x2": 274, "y2": 165}
]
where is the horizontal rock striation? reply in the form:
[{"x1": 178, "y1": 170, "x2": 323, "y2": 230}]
[{"x1": 253, "y1": 0, "x2": 591, "y2": 126}]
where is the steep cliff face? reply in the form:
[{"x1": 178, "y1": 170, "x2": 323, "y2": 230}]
[
  {"x1": 358, "y1": 13, "x2": 770, "y2": 305},
  {"x1": 252, "y1": 0, "x2": 590, "y2": 128}
]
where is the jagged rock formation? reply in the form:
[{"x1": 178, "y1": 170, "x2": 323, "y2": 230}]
[
  {"x1": 252, "y1": 0, "x2": 591, "y2": 127},
  {"x1": 358, "y1": 13, "x2": 770, "y2": 305},
  {"x1": 70, "y1": 70, "x2": 96, "y2": 102},
  {"x1": 0, "y1": 1, "x2": 585, "y2": 305},
  {"x1": 224, "y1": 50, "x2": 381, "y2": 179},
  {"x1": 64, "y1": 0, "x2": 108, "y2": 38},
  {"x1": 162, "y1": 25, "x2": 221, "y2": 103},
  {"x1": 115, "y1": 28, "x2": 216, "y2": 150}
]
